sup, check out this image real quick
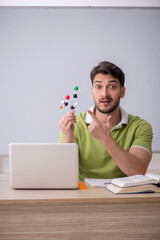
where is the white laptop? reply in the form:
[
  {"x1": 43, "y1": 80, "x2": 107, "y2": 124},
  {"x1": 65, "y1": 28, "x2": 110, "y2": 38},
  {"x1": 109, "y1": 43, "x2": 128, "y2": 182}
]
[{"x1": 9, "y1": 143, "x2": 79, "y2": 189}]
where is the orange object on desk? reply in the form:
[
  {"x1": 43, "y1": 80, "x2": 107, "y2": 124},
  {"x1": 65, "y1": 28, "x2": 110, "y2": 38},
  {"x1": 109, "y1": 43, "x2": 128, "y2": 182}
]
[{"x1": 78, "y1": 182, "x2": 88, "y2": 191}]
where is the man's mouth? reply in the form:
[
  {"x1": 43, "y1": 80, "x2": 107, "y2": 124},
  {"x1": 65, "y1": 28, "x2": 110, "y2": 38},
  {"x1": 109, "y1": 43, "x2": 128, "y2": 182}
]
[{"x1": 99, "y1": 98, "x2": 112, "y2": 104}]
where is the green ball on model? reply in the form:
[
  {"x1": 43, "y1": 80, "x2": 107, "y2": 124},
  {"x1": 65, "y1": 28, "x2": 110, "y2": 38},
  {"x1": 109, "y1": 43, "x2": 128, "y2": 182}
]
[{"x1": 74, "y1": 86, "x2": 78, "y2": 91}]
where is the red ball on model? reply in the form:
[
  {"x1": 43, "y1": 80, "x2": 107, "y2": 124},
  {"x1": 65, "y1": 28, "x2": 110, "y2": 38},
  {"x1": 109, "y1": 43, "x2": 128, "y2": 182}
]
[{"x1": 65, "y1": 95, "x2": 70, "y2": 100}]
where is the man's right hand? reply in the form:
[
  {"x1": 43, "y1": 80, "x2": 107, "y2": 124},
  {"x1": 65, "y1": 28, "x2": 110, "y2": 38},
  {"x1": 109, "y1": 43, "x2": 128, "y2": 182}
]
[{"x1": 58, "y1": 110, "x2": 76, "y2": 143}]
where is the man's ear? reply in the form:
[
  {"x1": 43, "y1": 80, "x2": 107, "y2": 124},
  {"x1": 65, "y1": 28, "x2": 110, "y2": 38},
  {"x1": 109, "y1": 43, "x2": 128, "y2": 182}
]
[
  {"x1": 121, "y1": 87, "x2": 125, "y2": 98},
  {"x1": 91, "y1": 87, "x2": 94, "y2": 99}
]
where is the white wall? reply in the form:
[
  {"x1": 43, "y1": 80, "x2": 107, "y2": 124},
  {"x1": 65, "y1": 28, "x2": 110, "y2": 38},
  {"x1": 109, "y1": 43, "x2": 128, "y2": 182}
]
[
  {"x1": 1, "y1": 0, "x2": 160, "y2": 7},
  {"x1": 0, "y1": 8, "x2": 160, "y2": 154}
]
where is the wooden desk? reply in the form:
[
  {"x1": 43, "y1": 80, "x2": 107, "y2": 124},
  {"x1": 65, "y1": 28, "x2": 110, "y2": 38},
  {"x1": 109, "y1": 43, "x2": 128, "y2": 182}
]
[{"x1": 0, "y1": 175, "x2": 160, "y2": 240}]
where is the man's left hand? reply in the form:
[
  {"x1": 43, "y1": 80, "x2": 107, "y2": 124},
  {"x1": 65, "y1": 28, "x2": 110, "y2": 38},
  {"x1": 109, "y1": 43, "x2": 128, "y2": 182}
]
[{"x1": 87, "y1": 110, "x2": 112, "y2": 144}]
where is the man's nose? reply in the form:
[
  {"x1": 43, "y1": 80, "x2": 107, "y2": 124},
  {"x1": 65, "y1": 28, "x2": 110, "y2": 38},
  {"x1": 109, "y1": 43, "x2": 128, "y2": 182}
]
[{"x1": 102, "y1": 87, "x2": 109, "y2": 97}]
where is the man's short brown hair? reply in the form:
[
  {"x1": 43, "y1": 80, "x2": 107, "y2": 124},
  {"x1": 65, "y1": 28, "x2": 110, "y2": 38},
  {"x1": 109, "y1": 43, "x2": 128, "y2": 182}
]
[{"x1": 90, "y1": 61, "x2": 125, "y2": 87}]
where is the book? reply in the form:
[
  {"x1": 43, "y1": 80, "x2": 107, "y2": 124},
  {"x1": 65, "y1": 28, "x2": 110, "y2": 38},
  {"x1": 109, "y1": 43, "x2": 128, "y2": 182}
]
[
  {"x1": 106, "y1": 172, "x2": 160, "y2": 194},
  {"x1": 107, "y1": 183, "x2": 159, "y2": 194},
  {"x1": 84, "y1": 178, "x2": 112, "y2": 187}
]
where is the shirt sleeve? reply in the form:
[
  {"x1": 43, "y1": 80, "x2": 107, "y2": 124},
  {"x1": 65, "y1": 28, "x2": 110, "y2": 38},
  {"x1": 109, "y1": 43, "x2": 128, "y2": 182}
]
[
  {"x1": 130, "y1": 121, "x2": 153, "y2": 154},
  {"x1": 58, "y1": 130, "x2": 64, "y2": 143}
]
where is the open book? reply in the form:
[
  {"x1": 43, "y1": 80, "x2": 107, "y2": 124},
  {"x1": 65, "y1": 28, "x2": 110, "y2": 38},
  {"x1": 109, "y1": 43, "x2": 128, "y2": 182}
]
[
  {"x1": 106, "y1": 172, "x2": 160, "y2": 194},
  {"x1": 84, "y1": 178, "x2": 112, "y2": 187}
]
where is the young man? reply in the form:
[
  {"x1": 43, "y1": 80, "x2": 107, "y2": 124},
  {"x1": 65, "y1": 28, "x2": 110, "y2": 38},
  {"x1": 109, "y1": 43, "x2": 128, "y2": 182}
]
[{"x1": 59, "y1": 61, "x2": 153, "y2": 181}]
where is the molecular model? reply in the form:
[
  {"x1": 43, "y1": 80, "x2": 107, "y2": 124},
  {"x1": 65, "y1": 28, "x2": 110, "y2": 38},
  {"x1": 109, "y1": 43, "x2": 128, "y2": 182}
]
[{"x1": 59, "y1": 86, "x2": 79, "y2": 110}]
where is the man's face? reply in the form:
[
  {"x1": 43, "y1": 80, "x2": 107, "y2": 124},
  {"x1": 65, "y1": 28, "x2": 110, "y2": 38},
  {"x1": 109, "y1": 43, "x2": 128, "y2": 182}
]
[{"x1": 92, "y1": 73, "x2": 125, "y2": 114}]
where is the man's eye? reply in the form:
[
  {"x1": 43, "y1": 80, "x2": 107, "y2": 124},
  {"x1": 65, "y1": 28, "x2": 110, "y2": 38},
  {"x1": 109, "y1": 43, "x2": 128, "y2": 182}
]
[
  {"x1": 95, "y1": 85, "x2": 102, "y2": 89},
  {"x1": 109, "y1": 85, "x2": 116, "y2": 89}
]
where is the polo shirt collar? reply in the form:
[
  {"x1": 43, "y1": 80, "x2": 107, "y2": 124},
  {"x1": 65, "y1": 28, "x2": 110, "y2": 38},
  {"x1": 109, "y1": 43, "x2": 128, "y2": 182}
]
[
  {"x1": 85, "y1": 106, "x2": 95, "y2": 124},
  {"x1": 85, "y1": 105, "x2": 128, "y2": 127}
]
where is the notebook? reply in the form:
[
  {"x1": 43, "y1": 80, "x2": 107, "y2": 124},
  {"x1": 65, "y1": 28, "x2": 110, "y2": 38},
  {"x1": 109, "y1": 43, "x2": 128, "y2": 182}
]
[{"x1": 9, "y1": 143, "x2": 79, "y2": 189}]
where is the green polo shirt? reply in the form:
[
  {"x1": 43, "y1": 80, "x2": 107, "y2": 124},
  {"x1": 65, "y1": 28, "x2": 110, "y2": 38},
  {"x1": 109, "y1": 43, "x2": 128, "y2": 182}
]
[{"x1": 59, "y1": 107, "x2": 153, "y2": 181}]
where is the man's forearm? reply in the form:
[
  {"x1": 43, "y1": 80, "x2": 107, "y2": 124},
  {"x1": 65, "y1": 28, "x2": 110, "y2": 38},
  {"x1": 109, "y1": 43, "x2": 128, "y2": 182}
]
[
  {"x1": 63, "y1": 137, "x2": 74, "y2": 143},
  {"x1": 102, "y1": 135, "x2": 149, "y2": 176}
]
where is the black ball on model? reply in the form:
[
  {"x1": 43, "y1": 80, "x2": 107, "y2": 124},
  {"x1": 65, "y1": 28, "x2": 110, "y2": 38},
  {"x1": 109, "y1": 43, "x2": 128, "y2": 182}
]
[
  {"x1": 64, "y1": 102, "x2": 68, "y2": 106},
  {"x1": 70, "y1": 105, "x2": 75, "y2": 109}
]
